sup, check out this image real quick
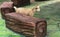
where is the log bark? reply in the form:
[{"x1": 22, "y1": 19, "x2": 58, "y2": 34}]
[
  {"x1": 0, "y1": 2, "x2": 15, "y2": 19},
  {"x1": 30, "y1": 0, "x2": 35, "y2": 3},
  {"x1": 4, "y1": 13, "x2": 47, "y2": 37},
  {"x1": 11, "y1": 0, "x2": 30, "y2": 7}
]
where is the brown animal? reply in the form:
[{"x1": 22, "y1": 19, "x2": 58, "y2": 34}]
[{"x1": 14, "y1": 5, "x2": 40, "y2": 16}]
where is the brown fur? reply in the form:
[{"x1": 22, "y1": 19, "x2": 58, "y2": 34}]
[{"x1": 14, "y1": 5, "x2": 40, "y2": 16}]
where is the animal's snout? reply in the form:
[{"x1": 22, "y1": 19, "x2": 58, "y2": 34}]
[{"x1": 37, "y1": 8, "x2": 40, "y2": 12}]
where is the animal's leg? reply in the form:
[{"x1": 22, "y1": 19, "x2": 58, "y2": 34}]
[{"x1": 28, "y1": 12, "x2": 34, "y2": 16}]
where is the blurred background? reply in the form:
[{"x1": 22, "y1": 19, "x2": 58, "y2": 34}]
[{"x1": 0, "y1": 0, "x2": 60, "y2": 37}]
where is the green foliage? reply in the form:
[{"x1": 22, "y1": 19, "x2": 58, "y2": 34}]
[{"x1": 49, "y1": 31, "x2": 60, "y2": 37}]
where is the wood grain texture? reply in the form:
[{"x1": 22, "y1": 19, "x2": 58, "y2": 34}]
[
  {"x1": 4, "y1": 13, "x2": 47, "y2": 37},
  {"x1": 0, "y1": 2, "x2": 15, "y2": 19}
]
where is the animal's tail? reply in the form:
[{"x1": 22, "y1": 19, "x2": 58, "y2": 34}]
[{"x1": 14, "y1": 6, "x2": 17, "y2": 10}]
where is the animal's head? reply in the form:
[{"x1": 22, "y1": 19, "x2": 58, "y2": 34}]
[
  {"x1": 33, "y1": 5, "x2": 40, "y2": 12},
  {"x1": 35, "y1": 5, "x2": 40, "y2": 12},
  {"x1": 32, "y1": 5, "x2": 40, "y2": 12}
]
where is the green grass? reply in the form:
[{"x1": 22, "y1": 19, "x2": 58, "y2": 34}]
[{"x1": 0, "y1": 0, "x2": 60, "y2": 37}]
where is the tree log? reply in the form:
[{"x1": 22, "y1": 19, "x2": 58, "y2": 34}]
[
  {"x1": 4, "y1": 13, "x2": 47, "y2": 37},
  {"x1": 11, "y1": 0, "x2": 30, "y2": 7},
  {"x1": 0, "y1": 2, "x2": 15, "y2": 19}
]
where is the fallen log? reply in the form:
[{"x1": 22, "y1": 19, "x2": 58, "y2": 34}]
[
  {"x1": 0, "y1": 2, "x2": 15, "y2": 19},
  {"x1": 5, "y1": 13, "x2": 47, "y2": 37},
  {"x1": 11, "y1": 0, "x2": 30, "y2": 7}
]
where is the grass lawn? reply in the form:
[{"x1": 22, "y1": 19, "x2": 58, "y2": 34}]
[{"x1": 0, "y1": 0, "x2": 60, "y2": 37}]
